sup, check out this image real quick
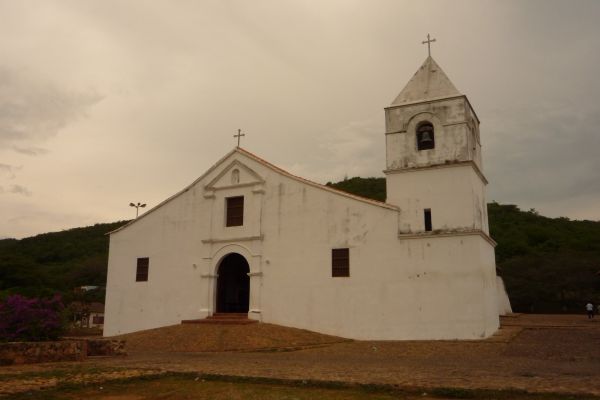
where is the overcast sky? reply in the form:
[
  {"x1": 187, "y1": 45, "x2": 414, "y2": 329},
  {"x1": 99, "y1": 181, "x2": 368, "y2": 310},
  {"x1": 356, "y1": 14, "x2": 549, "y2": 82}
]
[{"x1": 1, "y1": 0, "x2": 599, "y2": 239}]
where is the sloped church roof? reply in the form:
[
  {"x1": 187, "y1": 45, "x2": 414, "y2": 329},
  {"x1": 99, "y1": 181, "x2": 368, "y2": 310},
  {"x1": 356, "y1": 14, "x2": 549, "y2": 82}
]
[{"x1": 109, "y1": 147, "x2": 398, "y2": 235}]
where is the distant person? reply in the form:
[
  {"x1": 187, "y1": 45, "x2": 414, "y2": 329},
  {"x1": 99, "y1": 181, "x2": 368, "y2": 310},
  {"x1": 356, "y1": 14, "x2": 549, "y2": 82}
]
[{"x1": 586, "y1": 302, "x2": 594, "y2": 319}]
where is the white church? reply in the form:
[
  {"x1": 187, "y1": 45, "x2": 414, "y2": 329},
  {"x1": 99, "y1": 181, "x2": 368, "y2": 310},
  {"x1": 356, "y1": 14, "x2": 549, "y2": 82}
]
[{"x1": 104, "y1": 54, "x2": 512, "y2": 340}]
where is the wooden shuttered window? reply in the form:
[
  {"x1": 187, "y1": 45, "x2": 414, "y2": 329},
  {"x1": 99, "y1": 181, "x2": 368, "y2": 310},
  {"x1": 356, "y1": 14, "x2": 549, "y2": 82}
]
[
  {"x1": 226, "y1": 196, "x2": 244, "y2": 227},
  {"x1": 332, "y1": 248, "x2": 350, "y2": 277},
  {"x1": 136, "y1": 257, "x2": 149, "y2": 282}
]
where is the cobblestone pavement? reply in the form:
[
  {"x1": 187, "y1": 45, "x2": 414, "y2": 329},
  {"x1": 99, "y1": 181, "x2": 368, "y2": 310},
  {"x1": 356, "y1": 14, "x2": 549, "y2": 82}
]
[{"x1": 1, "y1": 314, "x2": 599, "y2": 397}]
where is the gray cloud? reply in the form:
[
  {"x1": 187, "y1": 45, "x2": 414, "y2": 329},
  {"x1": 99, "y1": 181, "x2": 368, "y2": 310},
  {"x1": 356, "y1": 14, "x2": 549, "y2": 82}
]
[
  {"x1": 0, "y1": 163, "x2": 17, "y2": 179},
  {"x1": 11, "y1": 146, "x2": 49, "y2": 156},
  {"x1": 279, "y1": 115, "x2": 384, "y2": 185},
  {"x1": 10, "y1": 184, "x2": 31, "y2": 196},
  {"x1": 1, "y1": 205, "x2": 96, "y2": 240},
  {"x1": 0, "y1": 163, "x2": 30, "y2": 196},
  {"x1": 0, "y1": 184, "x2": 32, "y2": 197},
  {"x1": 485, "y1": 101, "x2": 600, "y2": 214},
  {"x1": 0, "y1": 67, "x2": 103, "y2": 150}
]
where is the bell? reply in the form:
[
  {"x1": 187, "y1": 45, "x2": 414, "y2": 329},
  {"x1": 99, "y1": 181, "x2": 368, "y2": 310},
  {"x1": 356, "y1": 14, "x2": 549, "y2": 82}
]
[{"x1": 420, "y1": 131, "x2": 433, "y2": 143}]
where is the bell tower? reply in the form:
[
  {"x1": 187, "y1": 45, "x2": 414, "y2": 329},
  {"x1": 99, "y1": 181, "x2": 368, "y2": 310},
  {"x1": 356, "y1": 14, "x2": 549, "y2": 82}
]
[{"x1": 384, "y1": 56, "x2": 489, "y2": 235}]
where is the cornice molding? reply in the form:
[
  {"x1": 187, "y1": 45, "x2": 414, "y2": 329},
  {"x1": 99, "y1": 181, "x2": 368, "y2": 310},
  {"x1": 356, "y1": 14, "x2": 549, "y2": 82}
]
[
  {"x1": 201, "y1": 235, "x2": 264, "y2": 244},
  {"x1": 384, "y1": 160, "x2": 488, "y2": 185},
  {"x1": 397, "y1": 229, "x2": 497, "y2": 247}
]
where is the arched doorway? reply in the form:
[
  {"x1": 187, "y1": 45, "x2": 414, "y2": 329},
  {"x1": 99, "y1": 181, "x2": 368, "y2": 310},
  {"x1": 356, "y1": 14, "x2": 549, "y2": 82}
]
[{"x1": 216, "y1": 253, "x2": 250, "y2": 313}]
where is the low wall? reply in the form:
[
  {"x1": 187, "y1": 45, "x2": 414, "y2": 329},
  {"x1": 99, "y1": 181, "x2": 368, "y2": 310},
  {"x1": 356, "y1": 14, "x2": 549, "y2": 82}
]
[
  {"x1": 0, "y1": 340, "x2": 87, "y2": 365},
  {"x1": 0, "y1": 339, "x2": 126, "y2": 365},
  {"x1": 86, "y1": 338, "x2": 126, "y2": 356}
]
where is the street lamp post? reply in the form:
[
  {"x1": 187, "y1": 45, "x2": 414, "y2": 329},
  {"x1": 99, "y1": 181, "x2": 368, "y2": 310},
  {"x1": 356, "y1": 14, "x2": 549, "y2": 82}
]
[{"x1": 129, "y1": 202, "x2": 146, "y2": 218}]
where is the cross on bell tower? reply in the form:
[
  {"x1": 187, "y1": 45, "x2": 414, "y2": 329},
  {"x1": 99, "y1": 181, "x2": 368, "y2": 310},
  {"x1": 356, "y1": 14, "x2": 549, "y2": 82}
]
[{"x1": 422, "y1": 33, "x2": 436, "y2": 57}]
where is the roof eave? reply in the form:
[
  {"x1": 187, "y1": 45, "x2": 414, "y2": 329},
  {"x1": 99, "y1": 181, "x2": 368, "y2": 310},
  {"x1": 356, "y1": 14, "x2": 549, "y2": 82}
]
[{"x1": 385, "y1": 94, "x2": 480, "y2": 124}]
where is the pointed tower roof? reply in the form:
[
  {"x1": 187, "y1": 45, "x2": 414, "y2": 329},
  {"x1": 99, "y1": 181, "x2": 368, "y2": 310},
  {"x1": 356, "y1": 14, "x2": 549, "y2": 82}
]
[{"x1": 391, "y1": 56, "x2": 461, "y2": 106}]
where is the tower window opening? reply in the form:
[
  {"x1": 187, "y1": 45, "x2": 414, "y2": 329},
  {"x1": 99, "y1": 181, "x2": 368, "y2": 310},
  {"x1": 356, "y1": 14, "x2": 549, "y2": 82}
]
[
  {"x1": 424, "y1": 209, "x2": 432, "y2": 232},
  {"x1": 417, "y1": 122, "x2": 435, "y2": 150}
]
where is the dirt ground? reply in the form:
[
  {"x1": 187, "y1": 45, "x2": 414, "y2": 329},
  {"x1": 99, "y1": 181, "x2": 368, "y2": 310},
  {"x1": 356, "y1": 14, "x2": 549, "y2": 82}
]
[
  {"x1": 114, "y1": 322, "x2": 349, "y2": 352},
  {"x1": 1, "y1": 314, "x2": 599, "y2": 398}
]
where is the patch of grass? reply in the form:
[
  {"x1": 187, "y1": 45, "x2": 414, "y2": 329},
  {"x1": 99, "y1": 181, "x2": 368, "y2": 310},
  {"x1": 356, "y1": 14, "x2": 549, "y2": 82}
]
[
  {"x1": 0, "y1": 365, "x2": 126, "y2": 382},
  {"x1": 429, "y1": 387, "x2": 598, "y2": 400},
  {"x1": 429, "y1": 387, "x2": 478, "y2": 398},
  {"x1": 0, "y1": 368, "x2": 71, "y2": 382},
  {"x1": 5, "y1": 375, "x2": 401, "y2": 400},
  {"x1": 4, "y1": 372, "x2": 600, "y2": 400},
  {"x1": 519, "y1": 371, "x2": 537, "y2": 378}
]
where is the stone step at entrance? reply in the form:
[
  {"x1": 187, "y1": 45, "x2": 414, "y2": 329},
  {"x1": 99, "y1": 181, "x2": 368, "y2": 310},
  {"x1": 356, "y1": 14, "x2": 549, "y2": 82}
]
[{"x1": 181, "y1": 313, "x2": 258, "y2": 325}]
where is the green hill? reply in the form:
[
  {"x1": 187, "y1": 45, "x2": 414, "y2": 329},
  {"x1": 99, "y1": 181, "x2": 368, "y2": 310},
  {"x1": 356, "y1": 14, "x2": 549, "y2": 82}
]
[
  {"x1": 1, "y1": 178, "x2": 599, "y2": 313},
  {"x1": 0, "y1": 221, "x2": 128, "y2": 303}
]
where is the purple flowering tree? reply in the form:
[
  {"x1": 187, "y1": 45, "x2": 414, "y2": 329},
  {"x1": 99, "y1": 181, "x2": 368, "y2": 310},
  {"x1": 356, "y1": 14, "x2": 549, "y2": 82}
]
[{"x1": 0, "y1": 294, "x2": 66, "y2": 342}]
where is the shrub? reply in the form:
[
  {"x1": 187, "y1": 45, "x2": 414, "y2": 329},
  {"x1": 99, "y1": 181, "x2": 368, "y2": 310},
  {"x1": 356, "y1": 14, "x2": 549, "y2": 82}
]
[{"x1": 0, "y1": 294, "x2": 66, "y2": 341}]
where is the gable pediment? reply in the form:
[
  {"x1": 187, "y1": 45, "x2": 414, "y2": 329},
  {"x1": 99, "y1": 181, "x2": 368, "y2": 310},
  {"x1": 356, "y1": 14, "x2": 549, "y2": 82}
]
[{"x1": 204, "y1": 159, "x2": 265, "y2": 192}]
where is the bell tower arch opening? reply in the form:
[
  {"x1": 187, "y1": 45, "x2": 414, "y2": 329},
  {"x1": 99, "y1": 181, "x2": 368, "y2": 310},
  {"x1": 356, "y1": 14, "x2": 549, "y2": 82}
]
[
  {"x1": 416, "y1": 121, "x2": 435, "y2": 150},
  {"x1": 216, "y1": 253, "x2": 250, "y2": 313}
]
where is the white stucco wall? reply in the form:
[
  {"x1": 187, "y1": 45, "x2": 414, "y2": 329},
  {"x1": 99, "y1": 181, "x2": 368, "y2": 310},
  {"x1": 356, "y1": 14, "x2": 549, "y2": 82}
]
[
  {"x1": 104, "y1": 150, "x2": 500, "y2": 340},
  {"x1": 385, "y1": 164, "x2": 489, "y2": 234}
]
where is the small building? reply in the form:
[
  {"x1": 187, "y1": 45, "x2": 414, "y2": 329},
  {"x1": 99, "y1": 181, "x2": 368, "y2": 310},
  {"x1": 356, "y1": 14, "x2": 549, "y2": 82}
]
[
  {"x1": 70, "y1": 302, "x2": 105, "y2": 329},
  {"x1": 104, "y1": 55, "x2": 511, "y2": 340},
  {"x1": 78, "y1": 285, "x2": 100, "y2": 292}
]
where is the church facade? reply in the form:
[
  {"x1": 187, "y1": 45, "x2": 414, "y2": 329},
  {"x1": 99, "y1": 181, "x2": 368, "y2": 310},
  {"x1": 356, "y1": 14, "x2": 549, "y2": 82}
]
[{"x1": 104, "y1": 56, "x2": 511, "y2": 340}]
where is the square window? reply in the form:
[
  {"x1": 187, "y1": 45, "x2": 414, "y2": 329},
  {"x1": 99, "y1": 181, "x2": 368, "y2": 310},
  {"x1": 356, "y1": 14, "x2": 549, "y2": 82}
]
[
  {"x1": 226, "y1": 196, "x2": 244, "y2": 227},
  {"x1": 136, "y1": 257, "x2": 149, "y2": 282},
  {"x1": 332, "y1": 248, "x2": 349, "y2": 277}
]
